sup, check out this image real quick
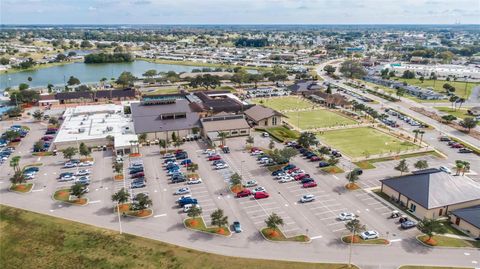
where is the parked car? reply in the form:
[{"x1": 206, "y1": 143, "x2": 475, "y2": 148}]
[
  {"x1": 129, "y1": 168, "x2": 144, "y2": 174},
  {"x1": 75, "y1": 169, "x2": 91, "y2": 176},
  {"x1": 310, "y1": 156, "x2": 321, "y2": 162},
  {"x1": 215, "y1": 163, "x2": 228, "y2": 170},
  {"x1": 300, "y1": 177, "x2": 314, "y2": 184},
  {"x1": 208, "y1": 155, "x2": 221, "y2": 161},
  {"x1": 360, "y1": 230, "x2": 379, "y2": 240},
  {"x1": 283, "y1": 164, "x2": 296, "y2": 171},
  {"x1": 233, "y1": 221, "x2": 242, "y2": 233},
  {"x1": 439, "y1": 136, "x2": 450, "y2": 142},
  {"x1": 338, "y1": 212, "x2": 356, "y2": 221},
  {"x1": 303, "y1": 181, "x2": 317, "y2": 188},
  {"x1": 439, "y1": 166, "x2": 452, "y2": 174},
  {"x1": 178, "y1": 197, "x2": 198, "y2": 206},
  {"x1": 181, "y1": 159, "x2": 192, "y2": 166},
  {"x1": 244, "y1": 180, "x2": 257, "y2": 187},
  {"x1": 75, "y1": 176, "x2": 91, "y2": 185},
  {"x1": 253, "y1": 191, "x2": 269, "y2": 199},
  {"x1": 64, "y1": 162, "x2": 77, "y2": 168},
  {"x1": 252, "y1": 186, "x2": 266, "y2": 193},
  {"x1": 459, "y1": 148, "x2": 473, "y2": 153},
  {"x1": 24, "y1": 167, "x2": 39, "y2": 173},
  {"x1": 187, "y1": 178, "x2": 202, "y2": 185},
  {"x1": 300, "y1": 194, "x2": 315, "y2": 203},
  {"x1": 131, "y1": 172, "x2": 145, "y2": 179},
  {"x1": 175, "y1": 187, "x2": 190, "y2": 195},
  {"x1": 222, "y1": 146, "x2": 230, "y2": 153},
  {"x1": 271, "y1": 169, "x2": 284, "y2": 176},
  {"x1": 236, "y1": 189, "x2": 252, "y2": 198},
  {"x1": 400, "y1": 220, "x2": 417, "y2": 229},
  {"x1": 183, "y1": 204, "x2": 201, "y2": 213},
  {"x1": 131, "y1": 180, "x2": 146, "y2": 189},
  {"x1": 78, "y1": 161, "x2": 94, "y2": 167},
  {"x1": 318, "y1": 161, "x2": 330, "y2": 168},
  {"x1": 59, "y1": 172, "x2": 75, "y2": 181},
  {"x1": 171, "y1": 177, "x2": 187, "y2": 183},
  {"x1": 163, "y1": 153, "x2": 175, "y2": 159}
]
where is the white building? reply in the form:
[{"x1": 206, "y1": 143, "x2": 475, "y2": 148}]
[
  {"x1": 53, "y1": 104, "x2": 137, "y2": 155},
  {"x1": 387, "y1": 63, "x2": 480, "y2": 80}
]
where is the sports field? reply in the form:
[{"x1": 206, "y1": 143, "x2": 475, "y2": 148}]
[
  {"x1": 252, "y1": 96, "x2": 315, "y2": 111},
  {"x1": 284, "y1": 110, "x2": 357, "y2": 130},
  {"x1": 317, "y1": 127, "x2": 419, "y2": 158}
]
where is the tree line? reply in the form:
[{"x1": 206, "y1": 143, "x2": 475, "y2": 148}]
[{"x1": 84, "y1": 53, "x2": 134, "y2": 64}]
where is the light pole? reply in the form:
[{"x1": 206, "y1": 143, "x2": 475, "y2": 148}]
[
  {"x1": 348, "y1": 228, "x2": 355, "y2": 268},
  {"x1": 117, "y1": 202, "x2": 123, "y2": 234}
]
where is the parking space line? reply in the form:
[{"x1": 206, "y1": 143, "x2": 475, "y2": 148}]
[
  {"x1": 332, "y1": 227, "x2": 346, "y2": 232},
  {"x1": 249, "y1": 207, "x2": 280, "y2": 213},
  {"x1": 282, "y1": 227, "x2": 300, "y2": 233},
  {"x1": 319, "y1": 216, "x2": 337, "y2": 220},
  {"x1": 367, "y1": 201, "x2": 381, "y2": 206}
]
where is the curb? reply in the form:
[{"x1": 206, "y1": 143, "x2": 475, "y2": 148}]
[
  {"x1": 124, "y1": 209, "x2": 154, "y2": 219},
  {"x1": 340, "y1": 235, "x2": 391, "y2": 246},
  {"x1": 183, "y1": 217, "x2": 232, "y2": 238},
  {"x1": 9, "y1": 183, "x2": 34, "y2": 194},
  {"x1": 51, "y1": 190, "x2": 90, "y2": 206},
  {"x1": 415, "y1": 235, "x2": 479, "y2": 250},
  {"x1": 260, "y1": 227, "x2": 311, "y2": 244}
]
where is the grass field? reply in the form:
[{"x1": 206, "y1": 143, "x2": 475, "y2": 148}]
[
  {"x1": 252, "y1": 96, "x2": 315, "y2": 111},
  {"x1": 418, "y1": 235, "x2": 480, "y2": 248},
  {"x1": 317, "y1": 127, "x2": 419, "y2": 158},
  {"x1": 434, "y1": 107, "x2": 479, "y2": 126},
  {"x1": 0, "y1": 205, "x2": 355, "y2": 269},
  {"x1": 284, "y1": 110, "x2": 357, "y2": 130},
  {"x1": 394, "y1": 78, "x2": 478, "y2": 99},
  {"x1": 400, "y1": 266, "x2": 472, "y2": 269},
  {"x1": 261, "y1": 126, "x2": 300, "y2": 142}
]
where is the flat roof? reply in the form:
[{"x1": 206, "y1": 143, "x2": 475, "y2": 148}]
[{"x1": 54, "y1": 104, "x2": 136, "y2": 147}]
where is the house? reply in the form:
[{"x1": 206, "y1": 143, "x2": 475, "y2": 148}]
[
  {"x1": 38, "y1": 94, "x2": 59, "y2": 107},
  {"x1": 130, "y1": 97, "x2": 201, "y2": 142},
  {"x1": 450, "y1": 206, "x2": 480, "y2": 239},
  {"x1": 380, "y1": 169, "x2": 480, "y2": 219},
  {"x1": 244, "y1": 105, "x2": 285, "y2": 127},
  {"x1": 200, "y1": 114, "x2": 250, "y2": 144}
]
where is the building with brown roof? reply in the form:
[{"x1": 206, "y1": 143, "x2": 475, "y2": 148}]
[{"x1": 244, "y1": 105, "x2": 285, "y2": 127}]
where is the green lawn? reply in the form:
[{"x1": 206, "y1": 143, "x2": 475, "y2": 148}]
[
  {"x1": 0, "y1": 205, "x2": 354, "y2": 269},
  {"x1": 434, "y1": 106, "x2": 478, "y2": 122},
  {"x1": 394, "y1": 78, "x2": 478, "y2": 99},
  {"x1": 261, "y1": 227, "x2": 310, "y2": 242},
  {"x1": 317, "y1": 127, "x2": 419, "y2": 158},
  {"x1": 400, "y1": 266, "x2": 472, "y2": 269},
  {"x1": 418, "y1": 235, "x2": 480, "y2": 248},
  {"x1": 142, "y1": 87, "x2": 179, "y2": 95},
  {"x1": 261, "y1": 126, "x2": 300, "y2": 142},
  {"x1": 284, "y1": 110, "x2": 357, "y2": 130},
  {"x1": 252, "y1": 96, "x2": 316, "y2": 112}
]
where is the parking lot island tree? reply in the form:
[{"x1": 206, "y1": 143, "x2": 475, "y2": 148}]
[
  {"x1": 62, "y1": 147, "x2": 78, "y2": 161},
  {"x1": 265, "y1": 213, "x2": 284, "y2": 238},
  {"x1": 186, "y1": 206, "x2": 203, "y2": 227},
  {"x1": 297, "y1": 132, "x2": 318, "y2": 149},
  {"x1": 246, "y1": 135, "x2": 254, "y2": 147},
  {"x1": 460, "y1": 117, "x2": 478, "y2": 133},
  {"x1": 48, "y1": 116, "x2": 59, "y2": 126},
  {"x1": 394, "y1": 159, "x2": 409, "y2": 176},
  {"x1": 131, "y1": 193, "x2": 153, "y2": 216},
  {"x1": 218, "y1": 132, "x2": 228, "y2": 147},
  {"x1": 70, "y1": 182, "x2": 87, "y2": 200},
  {"x1": 210, "y1": 209, "x2": 229, "y2": 235},
  {"x1": 455, "y1": 160, "x2": 470, "y2": 176},
  {"x1": 417, "y1": 218, "x2": 447, "y2": 246},
  {"x1": 345, "y1": 168, "x2": 361, "y2": 190},
  {"x1": 269, "y1": 140, "x2": 276, "y2": 150},
  {"x1": 345, "y1": 219, "x2": 366, "y2": 268},
  {"x1": 414, "y1": 160, "x2": 429, "y2": 170},
  {"x1": 79, "y1": 142, "x2": 91, "y2": 158},
  {"x1": 32, "y1": 110, "x2": 44, "y2": 121},
  {"x1": 9, "y1": 156, "x2": 21, "y2": 173}
]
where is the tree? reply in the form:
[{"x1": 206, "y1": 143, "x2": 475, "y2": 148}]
[
  {"x1": 230, "y1": 173, "x2": 242, "y2": 186},
  {"x1": 417, "y1": 218, "x2": 446, "y2": 244},
  {"x1": 56, "y1": 53, "x2": 67, "y2": 62},
  {"x1": 327, "y1": 156, "x2": 339, "y2": 166},
  {"x1": 62, "y1": 147, "x2": 78, "y2": 160},
  {"x1": 9, "y1": 156, "x2": 21, "y2": 173},
  {"x1": 441, "y1": 115, "x2": 457, "y2": 123},
  {"x1": 270, "y1": 148, "x2": 297, "y2": 164},
  {"x1": 113, "y1": 162, "x2": 123, "y2": 175},
  {"x1": 32, "y1": 110, "x2": 44, "y2": 121},
  {"x1": 131, "y1": 193, "x2": 152, "y2": 211},
  {"x1": 210, "y1": 209, "x2": 228, "y2": 231},
  {"x1": 345, "y1": 219, "x2": 365, "y2": 238},
  {"x1": 80, "y1": 40, "x2": 93, "y2": 48},
  {"x1": 0, "y1": 57, "x2": 9, "y2": 65},
  {"x1": 394, "y1": 159, "x2": 409, "y2": 175},
  {"x1": 269, "y1": 140, "x2": 275, "y2": 150},
  {"x1": 323, "y1": 65, "x2": 336, "y2": 75},
  {"x1": 33, "y1": 141, "x2": 44, "y2": 152},
  {"x1": 142, "y1": 69, "x2": 157, "y2": 78},
  {"x1": 49, "y1": 116, "x2": 59, "y2": 126},
  {"x1": 265, "y1": 213, "x2": 284, "y2": 234},
  {"x1": 396, "y1": 87, "x2": 406, "y2": 97},
  {"x1": 111, "y1": 188, "x2": 129, "y2": 205},
  {"x1": 339, "y1": 60, "x2": 366, "y2": 79},
  {"x1": 70, "y1": 182, "x2": 87, "y2": 199},
  {"x1": 79, "y1": 142, "x2": 90, "y2": 158},
  {"x1": 455, "y1": 160, "x2": 470, "y2": 176},
  {"x1": 218, "y1": 132, "x2": 228, "y2": 146},
  {"x1": 158, "y1": 139, "x2": 167, "y2": 151},
  {"x1": 460, "y1": 117, "x2": 478, "y2": 133},
  {"x1": 138, "y1": 133, "x2": 147, "y2": 143},
  {"x1": 346, "y1": 169, "x2": 361, "y2": 188},
  {"x1": 4, "y1": 130, "x2": 20, "y2": 141},
  {"x1": 402, "y1": 70, "x2": 415, "y2": 79},
  {"x1": 449, "y1": 95, "x2": 458, "y2": 110},
  {"x1": 187, "y1": 163, "x2": 199, "y2": 173},
  {"x1": 116, "y1": 71, "x2": 136, "y2": 88},
  {"x1": 67, "y1": 76, "x2": 81, "y2": 86},
  {"x1": 246, "y1": 135, "x2": 254, "y2": 147},
  {"x1": 297, "y1": 132, "x2": 318, "y2": 149},
  {"x1": 19, "y1": 83, "x2": 29, "y2": 91},
  {"x1": 187, "y1": 205, "x2": 202, "y2": 219},
  {"x1": 414, "y1": 160, "x2": 429, "y2": 170},
  {"x1": 10, "y1": 170, "x2": 26, "y2": 185}
]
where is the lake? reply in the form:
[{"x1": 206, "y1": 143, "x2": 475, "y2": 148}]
[{"x1": 0, "y1": 60, "x2": 205, "y2": 90}]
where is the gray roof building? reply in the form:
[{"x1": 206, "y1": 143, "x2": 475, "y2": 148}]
[
  {"x1": 381, "y1": 169, "x2": 480, "y2": 209},
  {"x1": 452, "y1": 206, "x2": 480, "y2": 229},
  {"x1": 131, "y1": 99, "x2": 200, "y2": 134}
]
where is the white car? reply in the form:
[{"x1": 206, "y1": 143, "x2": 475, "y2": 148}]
[
  {"x1": 275, "y1": 172, "x2": 287, "y2": 179},
  {"x1": 360, "y1": 230, "x2": 379, "y2": 240},
  {"x1": 75, "y1": 169, "x2": 91, "y2": 176},
  {"x1": 115, "y1": 156, "x2": 123, "y2": 163},
  {"x1": 252, "y1": 186, "x2": 266, "y2": 194},
  {"x1": 183, "y1": 204, "x2": 201, "y2": 213},
  {"x1": 338, "y1": 212, "x2": 356, "y2": 221},
  {"x1": 439, "y1": 166, "x2": 452, "y2": 174},
  {"x1": 300, "y1": 194, "x2": 315, "y2": 203},
  {"x1": 279, "y1": 176, "x2": 294, "y2": 183},
  {"x1": 262, "y1": 132, "x2": 269, "y2": 137},
  {"x1": 163, "y1": 153, "x2": 175, "y2": 159},
  {"x1": 24, "y1": 173, "x2": 35, "y2": 180},
  {"x1": 251, "y1": 150, "x2": 263, "y2": 156},
  {"x1": 203, "y1": 149, "x2": 216, "y2": 155},
  {"x1": 187, "y1": 178, "x2": 203, "y2": 185},
  {"x1": 78, "y1": 161, "x2": 94, "y2": 167},
  {"x1": 175, "y1": 187, "x2": 190, "y2": 195},
  {"x1": 215, "y1": 163, "x2": 228, "y2": 170},
  {"x1": 64, "y1": 162, "x2": 77, "y2": 168},
  {"x1": 244, "y1": 180, "x2": 257, "y2": 187}
]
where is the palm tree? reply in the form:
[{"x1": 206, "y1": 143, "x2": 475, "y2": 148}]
[
  {"x1": 112, "y1": 188, "x2": 129, "y2": 205},
  {"x1": 417, "y1": 130, "x2": 425, "y2": 145},
  {"x1": 32, "y1": 110, "x2": 44, "y2": 121},
  {"x1": 417, "y1": 218, "x2": 446, "y2": 245},
  {"x1": 265, "y1": 213, "x2": 284, "y2": 236},
  {"x1": 210, "y1": 209, "x2": 229, "y2": 233},
  {"x1": 412, "y1": 129, "x2": 421, "y2": 143},
  {"x1": 414, "y1": 160, "x2": 428, "y2": 170},
  {"x1": 218, "y1": 132, "x2": 228, "y2": 146},
  {"x1": 9, "y1": 156, "x2": 21, "y2": 173},
  {"x1": 455, "y1": 160, "x2": 465, "y2": 176},
  {"x1": 10, "y1": 170, "x2": 26, "y2": 185},
  {"x1": 345, "y1": 219, "x2": 366, "y2": 268},
  {"x1": 269, "y1": 140, "x2": 275, "y2": 150},
  {"x1": 158, "y1": 139, "x2": 167, "y2": 153},
  {"x1": 230, "y1": 173, "x2": 242, "y2": 186},
  {"x1": 327, "y1": 156, "x2": 339, "y2": 167}
]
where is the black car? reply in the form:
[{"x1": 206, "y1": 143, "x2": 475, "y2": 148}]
[
  {"x1": 459, "y1": 148, "x2": 473, "y2": 153},
  {"x1": 298, "y1": 148, "x2": 308, "y2": 154},
  {"x1": 318, "y1": 161, "x2": 330, "y2": 167},
  {"x1": 306, "y1": 153, "x2": 317, "y2": 159},
  {"x1": 129, "y1": 168, "x2": 144, "y2": 174},
  {"x1": 301, "y1": 177, "x2": 314, "y2": 184},
  {"x1": 175, "y1": 153, "x2": 188, "y2": 160},
  {"x1": 171, "y1": 177, "x2": 187, "y2": 183},
  {"x1": 222, "y1": 146, "x2": 230, "y2": 153},
  {"x1": 271, "y1": 169, "x2": 283, "y2": 176}
]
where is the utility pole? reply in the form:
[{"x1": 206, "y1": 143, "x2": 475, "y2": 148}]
[{"x1": 348, "y1": 228, "x2": 355, "y2": 268}]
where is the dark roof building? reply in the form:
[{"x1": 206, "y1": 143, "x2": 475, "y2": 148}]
[
  {"x1": 193, "y1": 91, "x2": 252, "y2": 113},
  {"x1": 288, "y1": 80, "x2": 322, "y2": 94},
  {"x1": 451, "y1": 206, "x2": 480, "y2": 230}
]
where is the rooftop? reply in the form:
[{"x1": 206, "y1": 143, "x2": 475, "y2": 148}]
[{"x1": 452, "y1": 205, "x2": 480, "y2": 229}]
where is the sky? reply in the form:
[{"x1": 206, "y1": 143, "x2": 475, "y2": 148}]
[{"x1": 1, "y1": 0, "x2": 479, "y2": 25}]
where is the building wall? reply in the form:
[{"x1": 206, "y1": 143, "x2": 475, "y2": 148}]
[
  {"x1": 144, "y1": 129, "x2": 193, "y2": 142},
  {"x1": 382, "y1": 184, "x2": 480, "y2": 219},
  {"x1": 255, "y1": 116, "x2": 282, "y2": 127},
  {"x1": 450, "y1": 216, "x2": 480, "y2": 238},
  {"x1": 53, "y1": 137, "x2": 110, "y2": 150}
]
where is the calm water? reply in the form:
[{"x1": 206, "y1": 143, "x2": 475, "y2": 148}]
[{"x1": 0, "y1": 60, "x2": 204, "y2": 90}]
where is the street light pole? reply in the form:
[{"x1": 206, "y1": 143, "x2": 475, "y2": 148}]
[
  {"x1": 117, "y1": 203, "x2": 123, "y2": 234},
  {"x1": 348, "y1": 228, "x2": 354, "y2": 268}
]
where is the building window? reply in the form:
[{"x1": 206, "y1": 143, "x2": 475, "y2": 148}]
[
  {"x1": 409, "y1": 204, "x2": 416, "y2": 212},
  {"x1": 240, "y1": 130, "x2": 247, "y2": 134},
  {"x1": 273, "y1": 117, "x2": 278, "y2": 126},
  {"x1": 264, "y1": 120, "x2": 268, "y2": 126},
  {"x1": 231, "y1": 131, "x2": 238, "y2": 135}
]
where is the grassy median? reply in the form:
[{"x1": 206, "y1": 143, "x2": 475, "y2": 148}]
[{"x1": 1, "y1": 205, "x2": 356, "y2": 269}]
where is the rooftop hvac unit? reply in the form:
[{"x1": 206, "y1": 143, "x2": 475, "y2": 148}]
[{"x1": 78, "y1": 128, "x2": 85, "y2": 133}]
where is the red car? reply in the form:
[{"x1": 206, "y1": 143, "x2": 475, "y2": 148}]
[
  {"x1": 208, "y1": 155, "x2": 221, "y2": 161},
  {"x1": 303, "y1": 181, "x2": 317, "y2": 188},
  {"x1": 287, "y1": 167, "x2": 300, "y2": 174},
  {"x1": 236, "y1": 189, "x2": 252, "y2": 198},
  {"x1": 294, "y1": 173, "x2": 309, "y2": 180},
  {"x1": 131, "y1": 172, "x2": 145, "y2": 178},
  {"x1": 254, "y1": 191, "x2": 269, "y2": 199},
  {"x1": 11, "y1": 138, "x2": 21, "y2": 142},
  {"x1": 451, "y1": 143, "x2": 463, "y2": 148},
  {"x1": 42, "y1": 136, "x2": 54, "y2": 141},
  {"x1": 310, "y1": 156, "x2": 321, "y2": 162},
  {"x1": 250, "y1": 147, "x2": 260, "y2": 153}
]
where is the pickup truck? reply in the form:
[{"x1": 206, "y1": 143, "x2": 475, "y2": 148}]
[{"x1": 177, "y1": 197, "x2": 198, "y2": 207}]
